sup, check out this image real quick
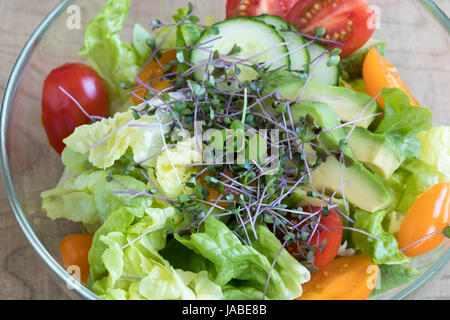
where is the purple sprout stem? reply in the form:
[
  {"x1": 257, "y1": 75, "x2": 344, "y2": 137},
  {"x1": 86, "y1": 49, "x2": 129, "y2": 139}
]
[
  {"x1": 297, "y1": 53, "x2": 326, "y2": 100},
  {"x1": 140, "y1": 169, "x2": 170, "y2": 200},
  {"x1": 139, "y1": 14, "x2": 190, "y2": 77},
  {"x1": 307, "y1": 214, "x2": 322, "y2": 245},
  {"x1": 58, "y1": 86, "x2": 102, "y2": 122},
  {"x1": 262, "y1": 238, "x2": 289, "y2": 300},
  {"x1": 327, "y1": 226, "x2": 381, "y2": 241},
  {"x1": 399, "y1": 230, "x2": 445, "y2": 252},
  {"x1": 198, "y1": 194, "x2": 224, "y2": 227},
  {"x1": 345, "y1": 88, "x2": 385, "y2": 142}
]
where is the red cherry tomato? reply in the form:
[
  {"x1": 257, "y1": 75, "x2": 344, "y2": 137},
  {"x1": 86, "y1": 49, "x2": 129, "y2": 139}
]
[
  {"x1": 226, "y1": 0, "x2": 298, "y2": 19},
  {"x1": 286, "y1": 0, "x2": 376, "y2": 57},
  {"x1": 286, "y1": 206, "x2": 343, "y2": 270},
  {"x1": 41, "y1": 63, "x2": 109, "y2": 154}
]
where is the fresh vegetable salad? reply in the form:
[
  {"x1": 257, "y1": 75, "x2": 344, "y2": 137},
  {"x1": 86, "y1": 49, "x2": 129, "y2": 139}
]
[{"x1": 40, "y1": 0, "x2": 449, "y2": 300}]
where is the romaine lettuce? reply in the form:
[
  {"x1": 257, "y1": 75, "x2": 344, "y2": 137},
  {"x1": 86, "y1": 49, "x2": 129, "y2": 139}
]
[
  {"x1": 391, "y1": 159, "x2": 440, "y2": 212},
  {"x1": 417, "y1": 126, "x2": 450, "y2": 182},
  {"x1": 78, "y1": 0, "x2": 149, "y2": 112},
  {"x1": 41, "y1": 171, "x2": 151, "y2": 225},
  {"x1": 353, "y1": 209, "x2": 410, "y2": 265},
  {"x1": 375, "y1": 88, "x2": 433, "y2": 160},
  {"x1": 63, "y1": 110, "x2": 167, "y2": 170},
  {"x1": 172, "y1": 218, "x2": 310, "y2": 300},
  {"x1": 155, "y1": 137, "x2": 202, "y2": 198},
  {"x1": 87, "y1": 206, "x2": 223, "y2": 300}
]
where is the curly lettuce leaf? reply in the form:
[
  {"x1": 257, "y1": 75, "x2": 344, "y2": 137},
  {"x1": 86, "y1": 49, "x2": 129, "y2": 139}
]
[
  {"x1": 155, "y1": 137, "x2": 202, "y2": 198},
  {"x1": 63, "y1": 110, "x2": 168, "y2": 170},
  {"x1": 391, "y1": 159, "x2": 440, "y2": 212},
  {"x1": 88, "y1": 206, "x2": 222, "y2": 300},
  {"x1": 417, "y1": 126, "x2": 450, "y2": 182},
  {"x1": 172, "y1": 218, "x2": 310, "y2": 300},
  {"x1": 78, "y1": 0, "x2": 150, "y2": 112},
  {"x1": 353, "y1": 209, "x2": 410, "y2": 265},
  {"x1": 375, "y1": 88, "x2": 433, "y2": 160},
  {"x1": 41, "y1": 171, "x2": 151, "y2": 225}
]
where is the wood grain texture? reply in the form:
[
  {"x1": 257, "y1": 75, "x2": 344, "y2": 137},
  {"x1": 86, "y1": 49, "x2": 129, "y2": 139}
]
[{"x1": 0, "y1": 0, "x2": 448, "y2": 300}]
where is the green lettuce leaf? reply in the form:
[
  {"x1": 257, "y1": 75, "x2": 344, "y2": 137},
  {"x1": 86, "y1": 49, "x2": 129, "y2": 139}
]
[
  {"x1": 88, "y1": 206, "x2": 223, "y2": 300},
  {"x1": 353, "y1": 209, "x2": 410, "y2": 265},
  {"x1": 393, "y1": 159, "x2": 440, "y2": 212},
  {"x1": 132, "y1": 23, "x2": 152, "y2": 66},
  {"x1": 61, "y1": 148, "x2": 92, "y2": 174},
  {"x1": 417, "y1": 126, "x2": 450, "y2": 182},
  {"x1": 172, "y1": 218, "x2": 310, "y2": 300},
  {"x1": 78, "y1": 0, "x2": 148, "y2": 112},
  {"x1": 371, "y1": 264, "x2": 419, "y2": 296},
  {"x1": 155, "y1": 7, "x2": 202, "y2": 50},
  {"x1": 63, "y1": 110, "x2": 168, "y2": 170},
  {"x1": 155, "y1": 137, "x2": 202, "y2": 198},
  {"x1": 41, "y1": 171, "x2": 151, "y2": 225},
  {"x1": 375, "y1": 88, "x2": 433, "y2": 160}
]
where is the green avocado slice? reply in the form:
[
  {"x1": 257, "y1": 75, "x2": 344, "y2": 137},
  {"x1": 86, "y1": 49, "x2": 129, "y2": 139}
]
[
  {"x1": 264, "y1": 70, "x2": 379, "y2": 129},
  {"x1": 288, "y1": 101, "x2": 393, "y2": 212}
]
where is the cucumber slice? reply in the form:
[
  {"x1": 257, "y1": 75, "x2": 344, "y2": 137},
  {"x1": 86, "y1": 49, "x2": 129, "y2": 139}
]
[
  {"x1": 253, "y1": 14, "x2": 309, "y2": 72},
  {"x1": 307, "y1": 42, "x2": 340, "y2": 86},
  {"x1": 190, "y1": 17, "x2": 290, "y2": 82}
]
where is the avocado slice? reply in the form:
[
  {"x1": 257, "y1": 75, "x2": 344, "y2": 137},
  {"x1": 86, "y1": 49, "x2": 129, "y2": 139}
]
[
  {"x1": 289, "y1": 101, "x2": 346, "y2": 151},
  {"x1": 285, "y1": 187, "x2": 349, "y2": 216},
  {"x1": 288, "y1": 102, "x2": 392, "y2": 212},
  {"x1": 345, "y1": 127, "x2": 403, "y2": 179},
  {"x1": 264, "y1": 70, "x2": 378, "y2": 128},
  {"x1": 310, "y1": 156, "x2": 393, "y2": 213}
]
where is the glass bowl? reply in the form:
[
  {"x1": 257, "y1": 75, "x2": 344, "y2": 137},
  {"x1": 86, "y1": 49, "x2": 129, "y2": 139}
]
[{"x1": 1, "y1": 0, "x2": 449, "y2": 300}]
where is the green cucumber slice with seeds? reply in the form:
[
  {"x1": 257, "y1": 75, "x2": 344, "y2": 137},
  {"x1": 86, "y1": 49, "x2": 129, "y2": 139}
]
[
  {"x1": 307, "y1": 42, "x2": 340, "y2": 86},
  {"x1": 253, "y1": 14, "x2": 310, "y2": 73},
  {"x1": 190, "y1": 17, "x2": 290, "y2": 83}
]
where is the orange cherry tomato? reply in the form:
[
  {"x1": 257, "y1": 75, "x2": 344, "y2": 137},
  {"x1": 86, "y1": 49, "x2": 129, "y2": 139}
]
[
  {"x1": 131, "y1": 50, "x2": 176, "y2": 105},
  {"x1": 397, "y1": 182, "x2": 450, "y2": 257},
  {"x1": 59, "y1": 233, "x2": 94, "y2": 284},
  {"x1": 152, "y1": 80, "x2": 173, "y2": 93},
  {"x1": 297, "y1": 255, "x2": 379, "y2": 300},
  {"x1": 362, "y1": 47, "x2": 419, "y2": 107}
]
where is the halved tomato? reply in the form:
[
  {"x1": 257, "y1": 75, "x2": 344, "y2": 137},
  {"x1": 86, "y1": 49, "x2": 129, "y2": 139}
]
[
  {"x1": 286, "y1": 0, "x2": 376, "y2": 57},
  {"x1": 226, "y1": 0, "x2": 298, "y2": 19},
  {"x1": 286, "y1": 207, "x2": 343, "y2": 270}
]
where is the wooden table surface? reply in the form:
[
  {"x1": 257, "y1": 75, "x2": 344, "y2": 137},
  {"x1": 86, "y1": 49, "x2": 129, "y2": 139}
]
[{"x1": 0, "y1": 0, "x2": 449, "y2": 300}]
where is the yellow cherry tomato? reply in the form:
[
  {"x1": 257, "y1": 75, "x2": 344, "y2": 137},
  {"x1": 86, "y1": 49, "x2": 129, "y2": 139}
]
[
  {"x1": 397, "y1": 182, "x2": 450, "y2": 257},
  {"x1": 362, "y1": 47, "x2": 419, "y2": 107},
  {"x1": 59, "y1": 233, "x2": 93, "y2": 284},
  {"x1": 297, "y1": 255, "x2": 379, "y2": 300}
]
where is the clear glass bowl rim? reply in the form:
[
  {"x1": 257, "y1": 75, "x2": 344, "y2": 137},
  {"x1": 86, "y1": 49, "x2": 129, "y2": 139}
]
[{"x1": 1, "y1": 0, "x2": 449, "y2": 300}]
